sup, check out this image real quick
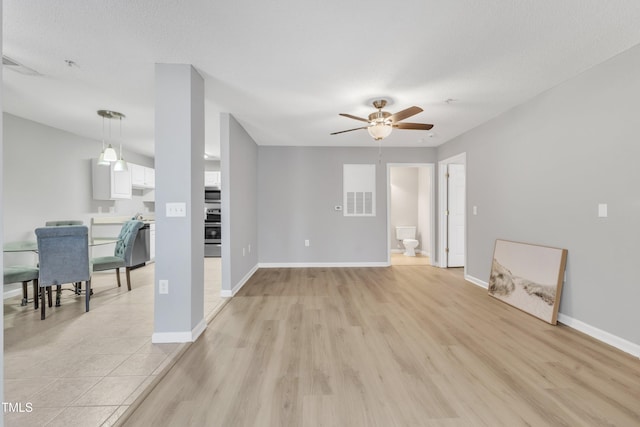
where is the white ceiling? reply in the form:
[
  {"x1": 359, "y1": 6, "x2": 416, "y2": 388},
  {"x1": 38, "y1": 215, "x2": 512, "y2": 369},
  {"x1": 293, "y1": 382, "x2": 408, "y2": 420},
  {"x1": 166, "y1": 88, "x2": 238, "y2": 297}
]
[{"x1": 4, "y1": 1, "x2": 640, "y2": 159}]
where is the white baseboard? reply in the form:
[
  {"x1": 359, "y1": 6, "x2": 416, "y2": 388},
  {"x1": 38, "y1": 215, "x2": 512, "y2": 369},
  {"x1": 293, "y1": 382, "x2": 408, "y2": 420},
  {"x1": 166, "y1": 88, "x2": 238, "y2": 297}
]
[
  {"x1": 151, "y1": 318, "x2": 207, "y2": 344},
  {"x1": 220, "y1": 263, "x2": 259, "y2": 297},
  {"x1": 557, "y1": 313, "x2": 640, "y2": 359},
  {"x1": 258, "y1": 262, "x2": 390, "y2": 268},
  {"x1": 464, "y1": 274, "x2": 488, "y2": 289},
  {"x1": 465, "y1": 275, "x2": 638, "y2": 358}
]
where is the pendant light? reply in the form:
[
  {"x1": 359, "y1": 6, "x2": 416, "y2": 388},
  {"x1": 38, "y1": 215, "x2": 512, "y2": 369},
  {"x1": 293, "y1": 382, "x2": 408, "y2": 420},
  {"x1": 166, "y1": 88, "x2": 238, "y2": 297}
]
[
  {"x1": 97, "y1": 110, "x2": 125, "y2": 165},
  {"x1": 103, "y1": 144, "x2": 118, "y2": 163},
  {"x1": 112, "y1": 115, "x2": 128, "y2": 172},
  {"x1": 113, "y1": 144, "x2": 128, "y2": 172},
  {"x1": 97, "y1": 114, "x2": 111, "y2": 165}
]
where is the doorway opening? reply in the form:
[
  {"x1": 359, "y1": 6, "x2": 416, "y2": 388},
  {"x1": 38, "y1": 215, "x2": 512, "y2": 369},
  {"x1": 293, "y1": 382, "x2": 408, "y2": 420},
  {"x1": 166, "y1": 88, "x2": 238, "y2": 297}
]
[
  {"x1": 387, "y1": 163, "x2": 435, "y2": 266},
  {"x1": 438, "y1": 153, "x2": 466, "y2": 271}
]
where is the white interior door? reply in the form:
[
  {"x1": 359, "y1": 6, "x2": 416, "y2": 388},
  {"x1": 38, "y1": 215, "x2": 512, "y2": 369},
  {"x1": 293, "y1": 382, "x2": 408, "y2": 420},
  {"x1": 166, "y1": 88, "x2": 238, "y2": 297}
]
[{"x1": 447, "y1": 164, "x2": 465, "y2": 267}]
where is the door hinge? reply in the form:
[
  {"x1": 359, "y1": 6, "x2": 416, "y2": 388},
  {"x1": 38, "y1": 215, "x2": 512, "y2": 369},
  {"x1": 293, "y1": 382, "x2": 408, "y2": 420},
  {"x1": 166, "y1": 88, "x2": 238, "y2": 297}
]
[
  {"x1": 445, "y1": 248, "x2": 449, "y2": 253},
  {"x1": 445, "y1": 210, "x2": 449, "y2": 216},
  {"x1": 445, "y1": 172, "x2": 450, "y2": 178}
]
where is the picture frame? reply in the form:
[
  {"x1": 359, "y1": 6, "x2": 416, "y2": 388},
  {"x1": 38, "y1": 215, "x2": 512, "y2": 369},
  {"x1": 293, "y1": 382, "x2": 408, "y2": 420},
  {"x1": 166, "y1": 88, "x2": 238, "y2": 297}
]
[{"x1": 488, "y1": 239, "x2": 568, "y2": 325}]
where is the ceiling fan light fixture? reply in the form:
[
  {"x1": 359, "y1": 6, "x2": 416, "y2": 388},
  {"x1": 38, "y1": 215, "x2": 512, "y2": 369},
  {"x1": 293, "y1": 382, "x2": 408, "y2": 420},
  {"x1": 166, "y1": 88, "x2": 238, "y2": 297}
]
[{"x1": 367, "y1": 122, "x2": 392, "y2": 140}]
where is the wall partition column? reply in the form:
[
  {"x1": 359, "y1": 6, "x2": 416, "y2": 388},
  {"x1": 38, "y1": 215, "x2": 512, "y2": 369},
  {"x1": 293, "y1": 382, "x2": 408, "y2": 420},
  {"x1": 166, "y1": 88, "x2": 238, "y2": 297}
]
[{"x1": 153, "y1": 64, "x2": 205, "y2": 343}]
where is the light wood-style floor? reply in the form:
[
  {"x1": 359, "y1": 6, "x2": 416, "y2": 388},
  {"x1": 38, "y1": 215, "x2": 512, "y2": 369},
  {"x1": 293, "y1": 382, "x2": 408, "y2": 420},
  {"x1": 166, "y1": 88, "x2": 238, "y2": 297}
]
[{"x1": 124, "y1": 265, "x2": 640, "y2": 426}]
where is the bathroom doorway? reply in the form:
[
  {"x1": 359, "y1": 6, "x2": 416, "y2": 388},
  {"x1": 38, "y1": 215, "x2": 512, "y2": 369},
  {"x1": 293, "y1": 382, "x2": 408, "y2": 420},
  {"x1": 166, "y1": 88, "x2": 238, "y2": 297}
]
[{"x1": 387, "y1": 163, "x2": 435, "y2": 266}]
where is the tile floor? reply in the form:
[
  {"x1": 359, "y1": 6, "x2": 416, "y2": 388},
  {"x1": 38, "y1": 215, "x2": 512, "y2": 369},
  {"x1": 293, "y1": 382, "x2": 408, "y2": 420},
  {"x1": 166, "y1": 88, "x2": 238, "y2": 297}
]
[
  {"x1": 3, "y1": 258, "x2": 224, "y2": 427},
  {"x1": 390, "y1": 252, "x2": 431, "y2": 266}
]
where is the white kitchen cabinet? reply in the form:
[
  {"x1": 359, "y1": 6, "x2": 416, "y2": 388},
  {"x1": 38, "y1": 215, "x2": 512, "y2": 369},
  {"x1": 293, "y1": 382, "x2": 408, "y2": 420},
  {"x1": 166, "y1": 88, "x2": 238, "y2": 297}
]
[
  {"x1": 92, "y1": 159, "x2": 132, "y2": 200},
  {"x1": 205, "y1": 171, "x2": 221, "y2": 187},
  {"x1": 144, "y1": 167, "x2": 155, "y2": 188},
  {"x1": 130, "y1": 163, "x2": 155, "y2": 189},
  {"x1": 130, "y1": 163, "x2": 145, "y2": 187}
]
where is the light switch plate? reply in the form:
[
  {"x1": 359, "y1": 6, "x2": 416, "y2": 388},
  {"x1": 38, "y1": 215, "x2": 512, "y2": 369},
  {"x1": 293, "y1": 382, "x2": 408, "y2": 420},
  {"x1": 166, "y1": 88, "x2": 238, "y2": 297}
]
[
  {"x1": 598, "y1": 203, "x2": 608, "y2": 218},
  {"x1": 166, "y1": 202, "x2": 186, "y2": 217}
]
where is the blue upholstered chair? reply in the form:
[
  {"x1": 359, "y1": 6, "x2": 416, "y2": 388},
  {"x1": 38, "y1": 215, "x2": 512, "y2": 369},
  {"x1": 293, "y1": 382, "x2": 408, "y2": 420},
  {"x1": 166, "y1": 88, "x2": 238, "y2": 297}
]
[
  {"x1": 3, "y1": 266, "x2": 39, "y2": 307},
  {"x1": 35, "y1": 225, "x2": 91, "y2": 320},
  {"x1": 91, "y1": 220, "x2": 144, "y2": 291},
  {"x1": 45, "y1": 220, "x2": 85, "y2": 294}
]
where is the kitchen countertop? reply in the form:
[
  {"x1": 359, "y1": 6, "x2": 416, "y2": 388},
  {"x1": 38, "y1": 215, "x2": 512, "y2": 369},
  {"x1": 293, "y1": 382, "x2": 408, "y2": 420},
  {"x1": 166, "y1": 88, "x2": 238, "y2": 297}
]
[{"x1": 91, "y1": 215, "x2": 155, "y2": 225}]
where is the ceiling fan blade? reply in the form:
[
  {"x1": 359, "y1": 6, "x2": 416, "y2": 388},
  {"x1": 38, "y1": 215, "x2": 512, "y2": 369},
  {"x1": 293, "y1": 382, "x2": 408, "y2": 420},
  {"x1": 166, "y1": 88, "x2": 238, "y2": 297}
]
[
  {"x1": 339, "y1": 113, "x2": 370, "y2": 123},
  {"x1": 393, "y1": 122, "x2": 434, "y2": 130},
  {"x1": 389, "y1": 106, "x2": 423, "y2": 123},
  {"x1": 330, "y1": 126, "x2": 370, "y2": 135}
]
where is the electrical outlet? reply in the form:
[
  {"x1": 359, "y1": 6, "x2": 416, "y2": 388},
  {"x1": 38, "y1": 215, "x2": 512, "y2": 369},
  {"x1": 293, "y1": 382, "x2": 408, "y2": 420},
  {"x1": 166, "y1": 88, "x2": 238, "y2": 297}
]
[
  {"x1": 305, "y1": 239, "x2": 310, "y2": 247},
  {"x1": 159, "y1": 280, "x2": 169, "y2": 294},
  {"x1": 248, "y1": 244, "x2": 251, "y2": 253}
]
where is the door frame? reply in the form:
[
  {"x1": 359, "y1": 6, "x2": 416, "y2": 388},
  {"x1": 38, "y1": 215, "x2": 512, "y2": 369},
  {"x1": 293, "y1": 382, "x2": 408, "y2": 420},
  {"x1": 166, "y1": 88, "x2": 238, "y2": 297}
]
[
  {"x1": 386, "y1": 163, "x2": 436, "y2": 266},
  {"x1": 438, "y1": 152, "x2": 467, "y2": 269}
]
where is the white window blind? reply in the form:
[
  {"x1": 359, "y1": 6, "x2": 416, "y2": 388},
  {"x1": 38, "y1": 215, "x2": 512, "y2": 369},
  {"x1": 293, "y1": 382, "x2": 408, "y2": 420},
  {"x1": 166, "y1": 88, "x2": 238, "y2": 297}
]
[{"x1": 343, "y1": 164, "x2": 376, "y2": 216}]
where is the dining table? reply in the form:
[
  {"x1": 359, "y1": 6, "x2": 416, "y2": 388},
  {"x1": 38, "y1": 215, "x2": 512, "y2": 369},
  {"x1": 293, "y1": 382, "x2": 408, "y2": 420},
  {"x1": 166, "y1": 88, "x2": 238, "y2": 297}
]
[
  {"x1": 3, "y1": 238, "x2": 121, "y2": 305},
  {"x1": 3, "y1": 238, "x2": 120, "y2": 252}
]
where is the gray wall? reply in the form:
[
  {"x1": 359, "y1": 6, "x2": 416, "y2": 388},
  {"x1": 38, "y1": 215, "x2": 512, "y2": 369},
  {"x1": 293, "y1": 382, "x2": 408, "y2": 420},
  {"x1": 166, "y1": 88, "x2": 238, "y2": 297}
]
[
  {"x1": 205, "y1": 159, "x2": 220, "y2": 172},
  {"x1": 258, "y1": 147, "x2": 437, "y2": 264},
  {"x1": 437, "y1": 43, "x2": 640, "y2": 346},
  {"x1": 153, "y1": 64, "x2": 205, "y2": 336},
  {"x1": 3, "y1": 113, "x2": 153, "y2": 265},
  {"x1": 418, "y1": 167, "x2": 431, "y2": 255},
  {"x1": 220, "y1": 113, "x2": 258, "y2": 292}
]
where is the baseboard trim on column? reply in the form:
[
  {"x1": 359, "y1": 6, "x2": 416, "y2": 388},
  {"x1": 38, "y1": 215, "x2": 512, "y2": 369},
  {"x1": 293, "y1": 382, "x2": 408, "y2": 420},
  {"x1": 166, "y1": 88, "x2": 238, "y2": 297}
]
[
  {"x1": 220, "y1": 263, "x2": 259, "y2": 297},
  {"x1": 151, "y1": 318, "x2": 208, "y2": 343}
]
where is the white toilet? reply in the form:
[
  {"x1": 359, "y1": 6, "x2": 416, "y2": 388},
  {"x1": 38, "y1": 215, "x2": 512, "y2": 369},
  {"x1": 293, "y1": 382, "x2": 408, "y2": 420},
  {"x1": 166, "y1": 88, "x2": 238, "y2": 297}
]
[{"x1": 396, "y1": 226, "x2": 419, "y2": 256}]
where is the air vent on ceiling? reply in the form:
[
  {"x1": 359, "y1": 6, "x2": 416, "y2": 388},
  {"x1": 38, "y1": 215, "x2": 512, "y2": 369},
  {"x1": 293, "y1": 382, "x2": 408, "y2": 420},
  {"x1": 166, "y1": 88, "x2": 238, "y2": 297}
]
[{"x1": 2, "y1": 55, "x2": 41, "y2": 76}]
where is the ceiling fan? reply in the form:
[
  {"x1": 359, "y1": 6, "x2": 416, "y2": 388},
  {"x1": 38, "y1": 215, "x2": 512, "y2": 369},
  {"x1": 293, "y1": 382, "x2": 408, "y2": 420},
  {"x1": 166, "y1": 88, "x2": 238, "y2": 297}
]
[{"x1": 331, "y1": 99, "x2": 433, "y2": 141}]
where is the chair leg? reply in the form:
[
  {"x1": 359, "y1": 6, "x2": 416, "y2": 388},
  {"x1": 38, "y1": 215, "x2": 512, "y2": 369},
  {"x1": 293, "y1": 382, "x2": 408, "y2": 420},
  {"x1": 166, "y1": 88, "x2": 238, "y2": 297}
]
[
  {"x1": 47, "y1": 287, "x2": 53, "y2": 308},
  {"x1": 55, "y1": 285, "x2": 62, "y2": 307},
  {"x1": 85, "y1": 279, "x2": 91, "y2": 312},
  {"x1": 116, "y1": 268, "x2": 122, "y2": 287},
  {"x1": 40, "y1": 287, "x2": 46, "y2": 320},
  {"x1": 33, "y1": 279, "x2": 39, "y2": 309},
  {"x1": 126, "y1": 267, "x2": 132, "y2": 291},
  {"x1": 21, "y1": 281, "x2": 28, "y2": 306}
]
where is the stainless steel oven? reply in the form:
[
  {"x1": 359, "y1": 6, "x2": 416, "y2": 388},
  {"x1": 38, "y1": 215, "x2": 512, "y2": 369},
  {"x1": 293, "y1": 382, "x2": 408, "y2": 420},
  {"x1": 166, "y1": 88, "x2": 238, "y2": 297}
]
[
  {"x1": 205, "y1": 207, "x2": 221, "y2": 223},
  {"x1": 204, "y1": 222, "x2": 221, "y2": 243},
  {"x1": 205, "y1": 207, "x2": 221, "y2": 257},
  {"x1": 205, "y1": 187, "x2": 221, "y2": 203}
]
